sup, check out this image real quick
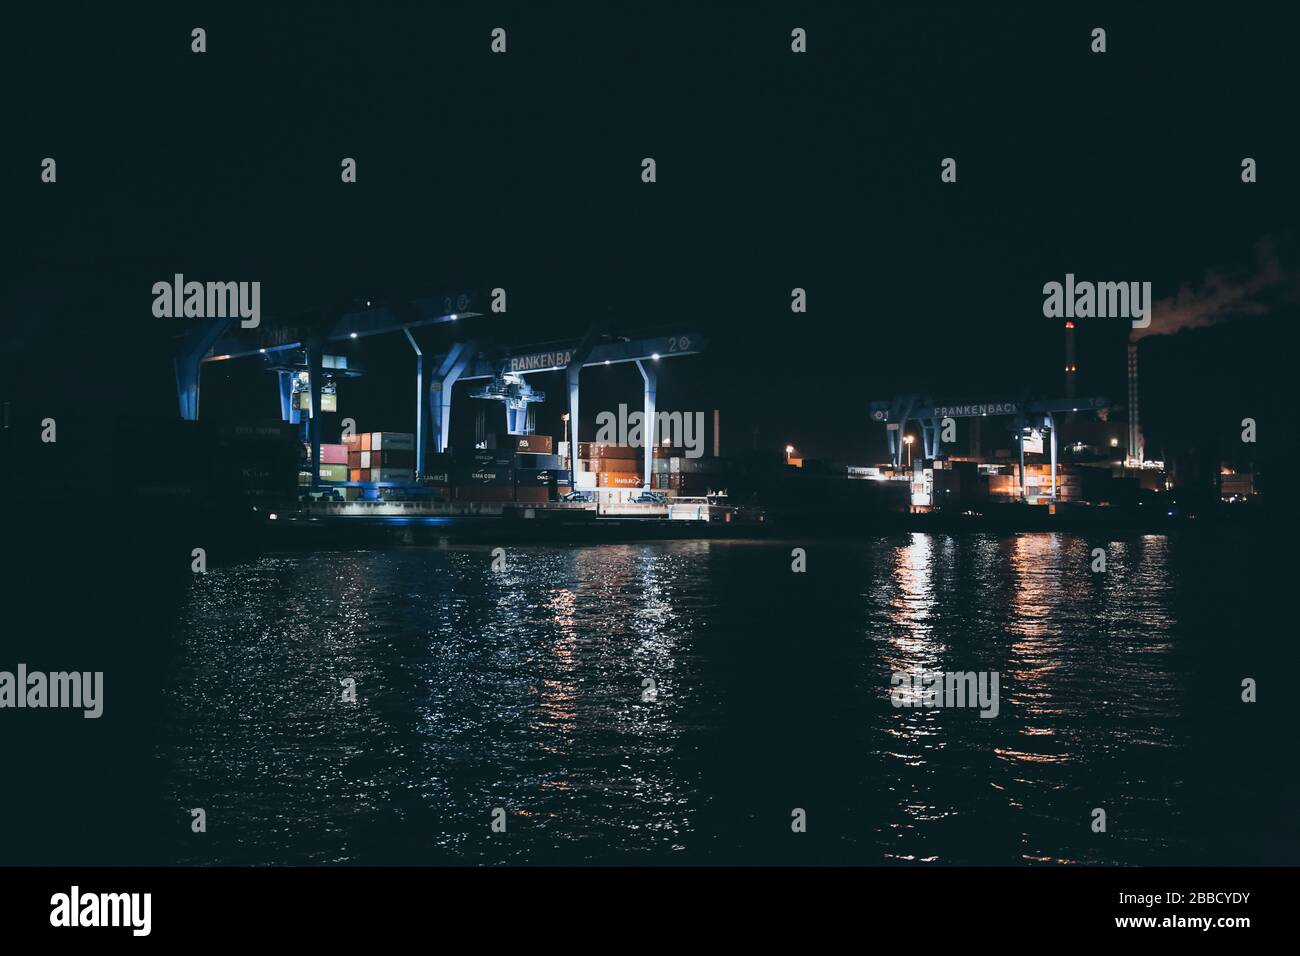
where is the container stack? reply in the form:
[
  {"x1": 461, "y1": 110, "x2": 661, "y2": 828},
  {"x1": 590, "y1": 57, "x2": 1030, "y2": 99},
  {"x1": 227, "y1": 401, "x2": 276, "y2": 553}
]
[
  {"x1": 343, "y1": 432, "x2": 416, "y2": 483},
  {"x1": 299, "y1": 442, "x2": 349, "y2": 485},
  {"x1": 657, "y1": 448, "x2": 723, "y2": 496},
  {"x1": 509, "y1": 433, "x2": 571, "y2": 501},
  {"x1": 451, "y1": 446, "x2": 515, "y2": 502},
  {"x1": 577, "y1": 442, "x2": 641, "y2": 492}
]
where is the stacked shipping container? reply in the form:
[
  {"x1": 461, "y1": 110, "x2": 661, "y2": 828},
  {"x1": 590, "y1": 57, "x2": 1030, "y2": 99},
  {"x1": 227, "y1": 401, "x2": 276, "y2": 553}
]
[
  {"x1": 573, "y1": 443, "x2": 722, "y2": 496},
  {"x1": 299, "y1": 442, "x2": 349, "y2": 485},
  {"x1": 509, "y1": 433, "x2": 570, "y2": 501},
  {"x1": 343, "y1": 432, "x2": 416, "y2": 482}
]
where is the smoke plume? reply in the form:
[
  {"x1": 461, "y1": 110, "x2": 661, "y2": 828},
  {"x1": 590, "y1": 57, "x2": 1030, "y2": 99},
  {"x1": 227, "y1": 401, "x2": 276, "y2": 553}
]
[{"x1": 1135, "y1": 237, "x2": 1299, "y2": 340}]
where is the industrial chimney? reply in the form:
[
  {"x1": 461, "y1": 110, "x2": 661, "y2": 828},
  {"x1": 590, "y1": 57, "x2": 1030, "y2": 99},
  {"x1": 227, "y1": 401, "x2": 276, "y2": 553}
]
[
  {"x1": 1126, "y1": 343, "x2": 1143, "y2": 466},
  {"x1": 1064, "y1": 321, "x2": 1077, "y2": 399}
]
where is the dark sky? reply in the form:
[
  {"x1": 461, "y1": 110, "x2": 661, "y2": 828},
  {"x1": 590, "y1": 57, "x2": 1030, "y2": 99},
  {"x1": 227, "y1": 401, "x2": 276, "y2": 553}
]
[{"x1": 4, "y1": 3, "x2": 1296, "y2": 466}]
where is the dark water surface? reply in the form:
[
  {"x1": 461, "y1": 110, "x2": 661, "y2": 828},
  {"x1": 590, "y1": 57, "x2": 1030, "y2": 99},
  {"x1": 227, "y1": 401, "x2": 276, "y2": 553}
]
[{"x1": 6, "y1": 531, "x2": 1296, "y2": 865}]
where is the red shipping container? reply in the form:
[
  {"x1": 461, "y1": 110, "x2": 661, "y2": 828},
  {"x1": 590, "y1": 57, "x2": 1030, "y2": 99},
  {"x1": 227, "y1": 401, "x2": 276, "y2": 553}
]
[{"x1": 320, "y1": 443, "x2": 348, "y2": 465}]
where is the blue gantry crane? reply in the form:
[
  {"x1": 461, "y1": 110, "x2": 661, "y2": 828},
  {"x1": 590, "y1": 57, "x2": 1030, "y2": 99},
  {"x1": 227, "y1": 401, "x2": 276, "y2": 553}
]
[
  {"x1": 429, "y1": 330, "x2": 707, "y2": 485},
  {"x1": 172, "y1": 291, "x2": 706, "y2": 489}
]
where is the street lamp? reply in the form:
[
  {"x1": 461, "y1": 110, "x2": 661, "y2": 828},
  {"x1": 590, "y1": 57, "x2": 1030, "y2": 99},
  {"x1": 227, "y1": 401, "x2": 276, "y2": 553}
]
[
  {"x1": 903, "y1": 434, "x2": 915, "y2": 468},
  {"x1": 785, "y1": 444, "x2": 795, "y2": 463}
]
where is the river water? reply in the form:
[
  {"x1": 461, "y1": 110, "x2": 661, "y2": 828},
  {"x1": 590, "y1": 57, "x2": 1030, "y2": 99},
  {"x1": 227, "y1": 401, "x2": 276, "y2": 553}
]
[{"x1": 5, "y1": 530, "x2": 1293, "y2": 865}]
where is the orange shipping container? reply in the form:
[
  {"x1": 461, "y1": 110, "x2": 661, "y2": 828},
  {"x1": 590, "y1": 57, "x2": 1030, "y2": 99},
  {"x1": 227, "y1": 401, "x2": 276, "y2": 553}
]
[
  {"x1": 579, "y1": 443, "x2": 638, "y2": 460},
  {"x1": 597, "y1": 472, "x2": 644, "y2": 488}
]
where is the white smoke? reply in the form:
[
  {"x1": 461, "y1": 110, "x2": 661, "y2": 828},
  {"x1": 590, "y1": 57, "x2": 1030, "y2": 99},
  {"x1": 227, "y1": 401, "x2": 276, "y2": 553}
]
[{"x1": 1135, "y1": 237, "x2": 1300, "y2": 340}]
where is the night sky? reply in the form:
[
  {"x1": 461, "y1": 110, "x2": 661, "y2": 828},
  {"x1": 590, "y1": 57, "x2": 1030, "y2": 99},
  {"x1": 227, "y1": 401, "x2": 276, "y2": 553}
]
[{"x1": 5, "y1": 4, "x2": 1296, "y2": 473}]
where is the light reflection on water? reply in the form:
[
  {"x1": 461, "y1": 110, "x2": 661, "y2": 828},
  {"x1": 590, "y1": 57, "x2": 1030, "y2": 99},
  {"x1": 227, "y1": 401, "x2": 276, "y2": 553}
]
[{"x1": 162, "y1": 534, "x2": 1204, "y2": 865}]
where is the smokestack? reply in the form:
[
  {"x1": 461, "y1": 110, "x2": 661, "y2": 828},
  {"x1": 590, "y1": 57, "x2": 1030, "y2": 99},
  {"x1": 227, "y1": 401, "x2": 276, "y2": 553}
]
[
  {"x1": 1126, "y1": 343, "x2": 1143, "y2": 465},
  {"x1": 1064, "y1": 321, "x2": 1077, "y2": 399}
]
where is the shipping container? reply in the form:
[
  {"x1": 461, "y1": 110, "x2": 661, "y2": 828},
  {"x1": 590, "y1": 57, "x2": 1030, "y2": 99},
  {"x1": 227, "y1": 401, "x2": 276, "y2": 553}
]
[
  {"x1": 317, "y1": 463, "x2": 348, "y2": 483},
  {"x1": 582, "y1": 454, "x2": 645, "y2": 468},
  {"x1": 514, "y1": 486, "x2": 550, "y2": 504},
  {"x1": 597, "y1": 472, "x2": 644, "y2": 488},
  {"x1": 514, "y1": 452, "x2": 563, "y2": 470},
  {"x1": 372, "y1": 432, "x2": 415, "y2": 451},
  {"x1": 508, "y1": 433, "x2": 553, "y2": 454},
  {"x1": 304, "y1": 443, "x2": 349, "y2": 465},
  {"x1": 578, "y1": 442, "x2": 638, "y2": 460},
  {"x1": 515, "y1": 468, "x2": 573, "y2": 486},
  {"x1": 669, "y1": 457, "x2": 722, "y2": 474},
  {"x1": 371, "y1": 468, "x2": 415, "y2": 482},
  {"x1": 458, "y1": 448, "x2": 513, "y2": 466},
  {"x1": 515, "y1": 468, "x2": 552, "y2": 486},
  {"x1": 371, "y1": 449, "x2": 414, "y2": 469},
  {"x1": 453, "y1": 465, "x2": 513, "y2": 486},
  {"x1": 349, "y1": 468, "x2": 367, "y2": 482}
]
